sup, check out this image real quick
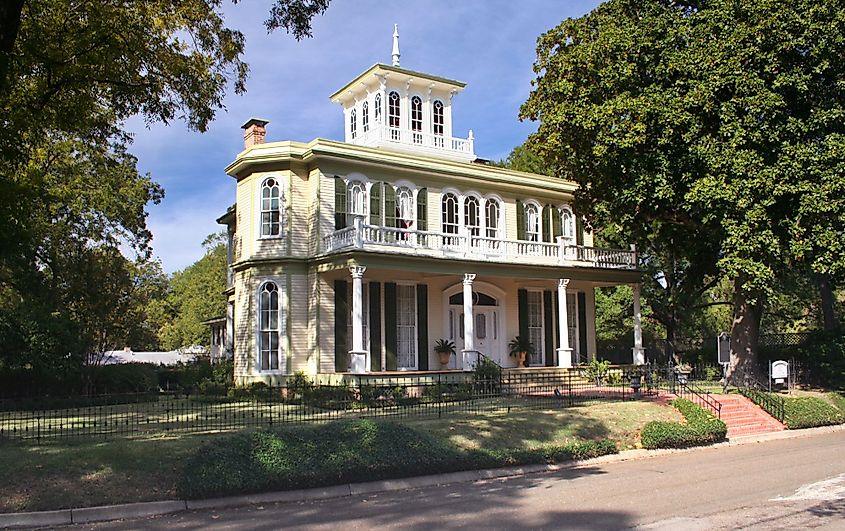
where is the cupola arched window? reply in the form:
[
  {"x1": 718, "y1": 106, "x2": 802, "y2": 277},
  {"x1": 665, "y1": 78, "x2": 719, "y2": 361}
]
[
  {"x1": 347, "y1": 180, "x2": 366, "y2": 225},
  {"x1": 388, "y1": 91, "x2": 400, "y2": 140},
  {"x1": 260, "y1": 177, "x2": 282, "y2": 237},
  {"x1": 362, "y1": 101, "x2": 369, "y2": 133},
  {"x1": 433, "y1": 100, "x2": 444, "y2": 147},
  {"x1": 411, "y1": 96, "x2": 423, "y2": 144},
  {"x1": 349, "y1": 108, "x2": 357, "y2": 139},
  {"x1": 374, "y1": 93, "x2": 382, "y2": 123},
  {"x1": 258, "y1": 281, "x2": 281, "y2": 371}
]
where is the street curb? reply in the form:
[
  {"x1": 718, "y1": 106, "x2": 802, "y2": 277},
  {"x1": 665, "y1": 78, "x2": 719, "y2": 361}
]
[{"x1": 3, "y1": 423, "x2": 843, "y2": 528}]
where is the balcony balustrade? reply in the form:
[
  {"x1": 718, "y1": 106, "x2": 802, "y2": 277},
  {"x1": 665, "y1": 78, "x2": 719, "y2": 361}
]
[
  {"x1": 322, "y1": 218, "x2": 637, "y2": 270},
  {"x1": 354, "y1": 124, "x2": 474, "y2": 159}
]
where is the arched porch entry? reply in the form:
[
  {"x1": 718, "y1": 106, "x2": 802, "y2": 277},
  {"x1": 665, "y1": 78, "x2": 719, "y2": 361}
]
[{"x1": 442, "y1": 281, "x2": 507, "y2": 367}]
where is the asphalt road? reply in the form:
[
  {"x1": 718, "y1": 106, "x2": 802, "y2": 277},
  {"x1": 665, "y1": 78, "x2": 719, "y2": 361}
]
[{"x1": 67, "y1": 431, "x2": 845, "y2": 530}]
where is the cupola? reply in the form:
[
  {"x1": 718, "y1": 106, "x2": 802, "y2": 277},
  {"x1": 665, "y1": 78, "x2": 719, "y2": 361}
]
[{"x1": 329, "y1": 25, "x2": 475, "y2": 162}]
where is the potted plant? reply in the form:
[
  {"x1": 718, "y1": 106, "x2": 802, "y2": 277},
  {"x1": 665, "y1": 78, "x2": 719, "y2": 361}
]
[
  {"x1": 434, "y1": 339, "x2": 456, "y2": 368},
  {"x1": 508, "y1": 336, "x2": 534, "y2": 368}
]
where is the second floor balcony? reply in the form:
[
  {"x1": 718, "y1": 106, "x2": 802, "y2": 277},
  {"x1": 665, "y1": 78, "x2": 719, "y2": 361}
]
[{"x1": 322, "y1": 218, "x2": 637, "y2": 270}]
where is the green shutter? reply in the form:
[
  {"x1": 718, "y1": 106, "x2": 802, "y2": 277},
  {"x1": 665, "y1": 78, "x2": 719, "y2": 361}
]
[
  {"x1": 416, "y1": 284, "x2": 428, "y2": 371},
  {"x1": 552, "y1": 290, "x2": 559, "y2": 365},
  {"x1": 542, "y1": 204, "x2": 552, "y2": 243},
  {"x1": 416, "y1": 188, "x2": 427, "y2": 231},
  {"x1": 335, "y1": 177, "x2": 347, "y2": 230},
  {"x1": 516, "y1": 200, "x2": 525, "y2": 240},
  {"x1": 543, "y1": 290, "x2": 554, "y2": 366},
  {"x1": 577, "y1": 292, "x2": 588, "y2": 361},
  {"x1": 334, "y1": 280, "x2": 348, "y2": 372},
  {"x1": 384, "y1": 282, "x2": 398, "y2": 371},
  {"x1": 576, "y1": 217, "x2": 584, "y2": 246},
  {"x1": 517, "y1": 289, "x2": 528, "y2": 343},
  {"x1": 369, "y1": 282, "x2": 381, "y2": 372},
  {"x1": 384, "y1": 184, "x2": 396, "y2": 228},
  {"x1": 552, "y1": 207, "x2": 562, "y2": 239},
  {"x1": 369, "y1": 182, "x2": 382, "y2": 225}
]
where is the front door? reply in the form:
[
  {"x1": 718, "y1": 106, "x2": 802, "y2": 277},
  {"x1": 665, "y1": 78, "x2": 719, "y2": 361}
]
[{"x1": 455, "y1": 308, "x2": 501, "y2": 365}]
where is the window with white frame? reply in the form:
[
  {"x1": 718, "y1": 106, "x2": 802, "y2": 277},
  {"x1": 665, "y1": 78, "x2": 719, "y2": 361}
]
[
  {"x1": 350, "y1": 108, "x2": 357, "y2": 140},
  {"x1": 433, "y1": 100, "x2": 444, "y2": 147},
  {"x1": 561, "y1": 206, "x2": 575, "y2": 241},
  {"x1": 485, "y1": 198, "x2": 500, "y2": 239},
  {"x1": 396, "y1": 186, "x2": 414, "y2": 228},
  {"x1": 260, "y1": 177, "x2": 282, "y2": 237},
  {"x1": 374, "y1": 93, "x2": 382, "y2": 123},
  {"x1": 525, "y1": 203, "x2": 540, "y2": 242},
  {"x1": 388, "y1": 91, "x2": 400, "y2": 140},
  {"x1": 397, "y1": 284, "x2": 417, "y2": 369},
  {"x1": 527, "y1": 290, "x2": 544, "y2": 366},
  {"x1": 411, "y1": 96, "x2": 423, "y2": 144},
  {"x1": 465, "y1": 195, "x2": 480, "y2": 240},
  {"x1": 258, "y1": 281, "x2": 281, "y2": 371},
  {"x1": 441, "y1": 192, "x2": 459, "y2": 243},
  {"x1": 347, "y1": 180, "x2": 366, "y2": 225},
  {"x1": 362, "y1": 101, "x2": 369, "y2": 133}
]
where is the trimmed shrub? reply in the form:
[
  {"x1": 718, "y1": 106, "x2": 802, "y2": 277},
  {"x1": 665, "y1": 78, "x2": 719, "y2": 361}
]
[
  {"x1": 95, "y1": 363, "x2": 158, "y2": 394},
  {"x1": 828, "y1": 392, "x2": 845, "y2": 416},
  {"x1": 177, "y1": 419, "x2": 617, "y2": 499},
  {"x1": 782, "y1": 396, "x2": 845, "y2": 429},
  {"x1": 641, "y1": 398, "x2": 727, "y2": 449}
]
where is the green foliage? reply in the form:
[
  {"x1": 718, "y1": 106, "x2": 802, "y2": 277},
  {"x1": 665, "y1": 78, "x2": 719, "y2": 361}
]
[
  {"x1": 583, "y1": 359, "x2": 611, "y2": 384},
  {"x1": 782, "y1": 396, "x2": 845, "y2": 429},
  {"x1": 641, "y1": 399, "x2": 727, "y2": 449},
  {"x1": 828, "y1": 392, "x2": 845, "y2": 415},
  {"x1": 94, "y1": 363, "x2": 159, "y2": 394},
  {"x1": 433, "y1": 338, "x2": 456, "y2": 354},
  {"x1": 177, "y1": 419, "x2": 617, "y2": 499},
  {"x1": 157, "y1": 360, "x2": 214, "y2": 393},
  {"x1": 508, "y1": 336, "x2": 535, "y2": 357}
]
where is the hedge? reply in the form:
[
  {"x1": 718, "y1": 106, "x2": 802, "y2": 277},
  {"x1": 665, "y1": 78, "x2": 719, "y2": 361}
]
[
  {"x1": 782, "y1": 396, "x2": 845, "y2": 429},
  {"x1": 641, "y1": 398, "x2": 727, "y2": 449},
  {"x1": 177, "y1": 419, "x2": 617, "y2": 499}
]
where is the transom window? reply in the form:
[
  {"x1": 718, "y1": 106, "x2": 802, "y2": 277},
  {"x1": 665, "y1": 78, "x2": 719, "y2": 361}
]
[
  {"x1": 260, "y1": 178, "x2": 281, "y2": 237},
  {"x1": 362, "y1": 101, "x2": 369, "y2": 133},
  {"x1": 347, "y1": 180, "x2": 366, "y2": 225},
  {"x1": 258, "y1": 282, "x2": 281, "y2": 371},
  {"x1": 350, "y1": 108, "x2": 357, "y2": 139},
  {"x1": 525, "y1": 203, "x2": 541, "y2": 242},
  {"x1": 411, "y1": 96, "x2": 423, "y2": 144}
]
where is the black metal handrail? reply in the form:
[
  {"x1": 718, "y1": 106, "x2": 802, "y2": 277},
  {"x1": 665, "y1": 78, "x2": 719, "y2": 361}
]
[
  {"x1": 738, "y1": 385, "x2": 785, "y2": 423},
  {"x1": 678, "y1": 381, "x2": 722, "y2": 419}
]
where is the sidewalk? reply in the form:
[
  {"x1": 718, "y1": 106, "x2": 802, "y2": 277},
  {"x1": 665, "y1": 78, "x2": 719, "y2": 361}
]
[{"x1": 2, "y1": 423, "x2": 843, "y2": 529}]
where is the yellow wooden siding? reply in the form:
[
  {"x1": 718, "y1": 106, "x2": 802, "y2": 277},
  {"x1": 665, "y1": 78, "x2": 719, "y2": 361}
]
[
  {"x1": 233, "y1": 269, "x2": 254, "y2": 382},
  {"x1": 318, "y1": 276, "x2": 336, "y2": 373},
  {"x1": 289, "y1": 169, "x2": 310, "y2": 257},
  {"x1": 287, "y1": 272, "x2": 310, "y2": 373}
]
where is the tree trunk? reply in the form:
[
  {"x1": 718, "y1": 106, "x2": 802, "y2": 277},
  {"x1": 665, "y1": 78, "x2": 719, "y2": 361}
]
[
  {"x1": 726, "y1": 275, "x2": 764, "y2": 386},
  {"x1": 818, "y1": 274, "x2": 836, "y2": 331}
]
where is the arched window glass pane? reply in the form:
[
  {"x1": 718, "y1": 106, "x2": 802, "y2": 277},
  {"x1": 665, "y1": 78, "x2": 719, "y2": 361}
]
[
  {"x1": 261, "y1": 178, "x2": 281, "y2": 237},
  {"x1": 441, "y1": 193, "x2": 459, "y2": 245},
  {"x1": 411, "y1": 96, "x2": 423, "y2": 144},
  {"x1": 347, "y1": 180, "x2": 366, "y2": 225},
  {"x1": 485, "y1": 199, "x2": 500, "y2": 238},
  {"x1": 374, "y1": 93, "x2": 382, "y2": 123},
  {"x1": 350, "y1": 108, "x2": 357, "y2": 139},
  {"x1": 525, "y1": 203, "x2": 540, "y2": 242},
  {"x1": 259, "y1": 282, "x2": 280, "y2": 371},
  {"x1": 432, "y1": 100, "x2": 445, "y2": 148},
  {"x1": 362, "y1": 101, "x2": 369, "y2": 133},
  {"x1": 561, "y1": 208, "x2": 574, "y2": 239},
  {"x1": 388, "y1": 91, "x2": 400, "y2": 140},
  {"x1": 396, "y1": 186, "x2": 413, "y2": 225},
  {"x1": 465, "y1": 196, "x2": 480, "y2": 237}
]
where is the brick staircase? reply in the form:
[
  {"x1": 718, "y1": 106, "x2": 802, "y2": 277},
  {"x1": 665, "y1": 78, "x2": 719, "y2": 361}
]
[{"x1": 714, "y1": 394, "x2": 785, "y2": 438}]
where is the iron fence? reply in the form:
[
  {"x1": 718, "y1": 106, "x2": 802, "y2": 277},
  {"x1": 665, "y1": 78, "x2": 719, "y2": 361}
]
[{"x1": 0, "y1": 371, "x2": 654, "y2": 442}]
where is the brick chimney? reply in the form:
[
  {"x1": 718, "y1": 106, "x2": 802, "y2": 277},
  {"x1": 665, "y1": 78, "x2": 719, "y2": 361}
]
[{"x1": 241, "y1": 118, "x2": 270, "y2": 149}]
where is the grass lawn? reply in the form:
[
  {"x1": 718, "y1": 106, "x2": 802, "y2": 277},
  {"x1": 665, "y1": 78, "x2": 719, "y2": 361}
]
[{"x1": 0, "y1": 399, "x2": 678, "y2": 513}]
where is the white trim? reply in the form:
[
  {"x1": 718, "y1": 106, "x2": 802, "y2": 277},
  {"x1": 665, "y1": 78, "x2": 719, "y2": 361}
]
[{"x1": 256, "y1": 175, "x2": 285, "y2": 240}]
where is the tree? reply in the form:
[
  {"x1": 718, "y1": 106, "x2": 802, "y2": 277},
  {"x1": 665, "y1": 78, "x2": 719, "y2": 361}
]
[{"x1": 520, "y1": 0, "x2": 845, "y2": 383}]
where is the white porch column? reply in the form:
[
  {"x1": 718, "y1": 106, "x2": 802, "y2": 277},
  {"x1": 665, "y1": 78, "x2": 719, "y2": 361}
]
[
  {"x1": 462, "y1": 273, "x2": 476, "y2": 371},
  {"x1": 632, "y1": 283, "x2": 646, "y2": 365},
  {"x1": 349, "y1": 265, "x2": 367, "y2": 373},
  {"x1": 556, "y1": 279, "x2": 573, "y2": 368}
]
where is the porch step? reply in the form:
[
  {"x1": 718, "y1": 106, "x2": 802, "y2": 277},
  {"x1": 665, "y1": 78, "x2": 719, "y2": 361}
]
[{"x1": 711, "y1": 394, "x2": 785, "y2": 438}]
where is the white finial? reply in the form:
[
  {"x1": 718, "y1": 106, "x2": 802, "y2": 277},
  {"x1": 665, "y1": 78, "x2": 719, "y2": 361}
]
[{"x1": 391, "y1": 24, "x2": 400, "y2": 67}]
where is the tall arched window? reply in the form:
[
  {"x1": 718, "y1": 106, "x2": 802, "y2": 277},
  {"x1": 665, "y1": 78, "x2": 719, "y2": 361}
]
[
  {"x1": 561, "y1": 207, "x2": 575, "y2": 241},
  {"x1": 441, "y1": 192, "x2": 459, "y2": 244},
  {"x1": 374, "y1": 93, "x2": 382, "y2": 123},
  {"x1": 258, "y1": 282, "x2": 280, "y2": 371},
  {"x1": 362, "y1": 101, "x2": 369, "y2": 133},
  {"x1": 465, "y1": 195, "x2": 480, "y2": 240},
  {"x1": 433, "y1": 100, "x2": 444, "y2": 147},
  {"x1": 396, "y1": 186, "x2": 414, "y2": 228},
  {"x1": 388, "y1": 91, "x2": 400, "y2": 140},
  {"x1": 525, "y1": 203, "x2": 540, "y2": 242},
  {"x1": 349, "y1": 108, "x2": 357, "y2": 139},
  {"x1": 260, "y1": 178, "x2": 282, "y2": 237},
  {"x1": 411, "y1": 96, "x2": 423, "y2": 144},
  {"x1": 347, "y1": 180, "x2": 366, "y2": 225},
  {"x1": 485, "y1": 198, "x2": 500, "y2": 239}
]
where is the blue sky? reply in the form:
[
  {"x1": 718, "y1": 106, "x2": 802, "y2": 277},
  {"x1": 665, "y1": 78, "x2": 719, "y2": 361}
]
[{"x1": 127, "y1": 0, "x2": 603, "y2": 273}]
